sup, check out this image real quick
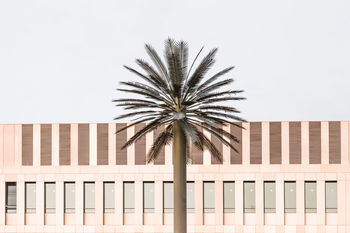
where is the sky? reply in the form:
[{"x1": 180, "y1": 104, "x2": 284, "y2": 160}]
[{"x1": 0, "y1": 0, "x2": 349, "y2": 123}]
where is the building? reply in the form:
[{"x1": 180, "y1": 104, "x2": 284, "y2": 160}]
[{"x1": 0, "y1": 121, "x2": 349, "y2": 233}]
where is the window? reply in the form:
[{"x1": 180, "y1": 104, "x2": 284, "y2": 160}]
[
  {"x1": 203, "y1": 181, "x2": 215, "y2": 213},
  {"x1": 284, "y1": 181, "x2": 296, "y2": 213},
  {"x1": 264, "y1": 181, "x2": 276, "y2": 213},
  {"x1": 163, "y1": 182, "x2": 173, "y2": 213},
  {"x1": 143, "y1": 182, "x2": 154, "y2": 213},
  {"x1": 64, "y1": 182, "x2": 75, "y2": 213},
  {"x1": 45, "y1": 182, "x2": 55, "y2": 213},
  {"x1": 305, "y1": 181, "x2": 317, "y2": 213},
  {"x1": 104, "y1": 182, "x2": 115, "y2": 213},
  {"x1": 84, "y1": 182, "x2": 95, "y2": 213},
  {"x1": 187, "y1": 182, "x2": 195, "y2": 213},
  {"x1": 25, "y1": 182, "x2": 36, "y2": 213},
  {"x1": 244, "y1": 181, "x2": 255, "y2": 213},
  {"x1": 223, "y1": 181, "x2": 235, "y2": 213},
  {"x1": 6, "y1": 182, "x2": 16, "y2": 213},
  {"x1": 124, "y1": 182, "x2": 134, "y2": 213},
  {"x1": 325, "y1": 181, "x2": 337, "y2": 213}
]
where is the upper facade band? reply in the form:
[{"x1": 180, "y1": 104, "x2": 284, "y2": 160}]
[{"x1": 0, "y1": 121, "x2": 349, "y2": 169}]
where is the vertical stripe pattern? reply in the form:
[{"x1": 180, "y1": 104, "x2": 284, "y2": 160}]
[
  {"x1": 154, "y1": 125, "x2": 165, "y2": 165},
  {"x1": 135, "y1": 123, "x2": 146, "y2": 165},
  {"x1": 250, "y1": 122, "x2": 262, "y2": 164},
  {"x1": 329, "y1": 121, "x2": 341, "y2": 164},
  {"x1": 97, "y1": 124, "x2": 108, "y2": 165},
  {"x1": 59, "y1": 124, "x2": 71, "y2": 165},
  {"x1": 289, "y1": 122, "x2": 301, "y2": 164},
  {"x1": 116, "y1": 123, "x2": 127, "y2": 165},
  {"x1": 269, "y1": 122, "x2": 281, "y2": 164},
  {"x1": 230, "y1": 123, "x2": 242, "y2": 164},
  {"x1": 309, "y1": 121, "x2": 321, "y2": 164},
  {"x1": 40, "y1": 124, "x2": 52, "y2": 165},
  {"x1": 22, "y1": 124, "x2": 33, "y2": 166},
  {"x1": 78, "y1": 124, "x2": 89, "y2": 165}
]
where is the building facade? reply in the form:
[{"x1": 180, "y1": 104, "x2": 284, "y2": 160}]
[{"x1": 0, "y1": 121, "x2": 349, "y2": 233}]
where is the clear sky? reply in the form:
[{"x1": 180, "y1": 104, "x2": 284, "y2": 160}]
[{"x1": 0, "y1": 0, "x2": 349, "y2": 123}]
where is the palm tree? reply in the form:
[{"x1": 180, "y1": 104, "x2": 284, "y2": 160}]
[{"x1": 113, "y1": 38, "x2": 245, "y2": 233}]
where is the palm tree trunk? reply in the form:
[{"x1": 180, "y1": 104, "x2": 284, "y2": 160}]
[{"x1": 173, "y1": 120, "x2": 187, "y2": 233}]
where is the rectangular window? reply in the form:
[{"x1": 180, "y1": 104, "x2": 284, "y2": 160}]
[
  {"x1": 325, "y1": 181, "x2": 337, "y2": 213},
  {"x1": 224, "y1": 181, "x2": 235, "y2": 213},
  {"x1": 45, "y1": 182, "x2": 56, "y2": 213},
  {"x1": 104, "y1": 182, "x2": 115, "y2": 213},
  {"x1": 244, "y1": 181, "x2": 255, "y2": 213},
  {"x1": 64, "y1": 182, "x2": 75, "y2": 213},
  {"x1": 187, "y1": 182, "x2": 195, "y2": 213},
  {"x1": 203, "y1": 181, "x2": 215, "y2": 213},
  {"x1": 123, "y1": 182, "x2": 134, "y2": 213},
  {"x1": 284, "y1": 181, "x2": 296, "y2": 213},
  {"x1": 143, "y1": 182, "x2": 155, "y2": 213},
  {"x1": 6, "y1": 182, "x2": 16, "y2": 213},
  {"x1": 163, "y1": 182, "x2": 173, "y2": 213},
  {"x1": 264, "y1": 181, "x2": 276, "y2": 213},
  {"x1": 84, "y1": 182, "x2": 95, "y2": 213},
  {"x1": 25, "y1": 182, "x2": 36, "y2": 213},
  {"x1": 305, "y1": 181, "x2": 317, "y2": 213}
]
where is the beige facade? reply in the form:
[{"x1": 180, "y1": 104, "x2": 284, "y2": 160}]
[{"x1": 0, "y1": 121, "x2": 349, "y2": 233}]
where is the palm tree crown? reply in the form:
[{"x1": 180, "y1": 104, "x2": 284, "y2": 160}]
[{"x1": 113, "y1": 38, "x2": 246, "y2": 163}]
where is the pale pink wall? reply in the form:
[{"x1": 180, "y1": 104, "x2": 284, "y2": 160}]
[{"x1": 0, "y1": 122, "x2": 349, "y2": 233}]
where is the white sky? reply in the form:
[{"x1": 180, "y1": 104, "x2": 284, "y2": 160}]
[{"x1": 0, "y1": 0, "x2": 349, "y2": 123}]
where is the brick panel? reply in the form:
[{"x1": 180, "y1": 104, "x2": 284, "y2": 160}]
[
  {"x1": 116, "y1": 123, "x2": 127, "y2": 165},
  {"x1": 78, "y1": 124, "x2": 89, "y2": 165},
  {"x1": 97, "y1": 123, "x2": 108, "y2": 165},
  {"x1": 250, "y1": 122, "x2": 262, "y2": 164},
  {"x1": 289, "y1": 122, "x2": 301, "y2": 164},
  {"x1": 22, "y1": 124, "x2": 33, "y2": 166},
  {"x1": 329, "y1": 121, "x2": 341, "y2": 164},
  {"x1": 309, "y1": 121, "x2": 321, "y2": 164},
  {"x1": 230, "y1": 123, "x2": 242, "y2": 164},
  {"x1": 40, "y1": 124, "x2": 52, "y2": 165},
  {"x1": 269, "y1": 122, "x2": 281, "y2": 164}
]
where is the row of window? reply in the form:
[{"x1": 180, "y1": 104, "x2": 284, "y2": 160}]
[{"x1": 5, "y1": 181, "x2": 337, "y2": 214}]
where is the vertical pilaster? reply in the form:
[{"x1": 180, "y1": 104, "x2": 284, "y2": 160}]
[
  {"x1": 134, "y1": 180, "x2": 143, "y2": 225},
  {"x1": 261, "y1": 122, "x2": 269, "y2": 164},
  {"x1": 281, "y1": 122, "x2": 289, "y2": 165},
  {"x1": 341, "y1": 121, "x2": 349, "y2": 165},
  {"x1": 296, "y1": 179, "x2": 305, "y2": 225},
  {"x1": 51, "y1": 124, "x2": 59, "y2": 166},
  {"x1": 0, "y1": 181, "x2": 5, "y2": 225},
  {"x1": 95, "y1": 181, "x2": 103, "y2": 225},
  {"x1": 17, "y1": 179, "x2": 25, "y2": 225},
  {"x1": 127, "y1": 125, "x2": 135, "y2": 165},
  {"x1": 108, "y1": 123, "x2": 116, "y2": 165},
  {"x1": 194, "y1": 180, "x2": 203, "y2": 225},
  {"x1": 242, "y1": 123, "x2": 250, "y2": 165},
  {"x1": 235, "y1": 179, "x2": 244, "y2": 225},
  {"x1": 321, "y1": 122, "x2": 329, "y2": 164},
  {"x1": 255, "y1": 178, "x2": 264, "y2": 225},
  {"x1": 70, "y1": 124, "x2": 78, "y2": 166},
  {"x1": 37, "y1": 181, "x2": 45, "y2": 225},
  {"x1": 337, "y1": 179, "x2": 346, "y2": 225},
  {"x1": 154, "y1": 180, "x2": 163, "y2": 224},
  {"x1": 89, "y1": 123, "x2": 97, "y2": 166},
  {"x1": 215, "y1": 180, "x2": 223, "y2": 225},
  {"x1": 222, "y1": 124, "x2": 230, "y2": 164},
  {"x1": 33, "y1": 124, "x2": 40, "y2": 166},
  {"x1": 316, "y1": 180, "x2": 325, "y2": 225},
  {"x1": 115, "y1": 180, "x2": 123, "y2": 225},
  {"x1": 56, "y1": 181, "x2": 64, "y2": 225},
  {"x1": 276, "y1": 179, "x2": 284, "y2": 225},
  {"x1": 75, "y1": 180, "x2": 83, "y2": 225},
  {"x1": 345, "y1": 176, "x2": 350, "y2": 227},
  {"x1": 14, "y1": 125, "x2": 22, "y2": 167},
  {"x1": 301, "y1": 122, "x2": 309, "y2": 165}
]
